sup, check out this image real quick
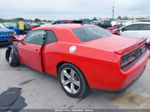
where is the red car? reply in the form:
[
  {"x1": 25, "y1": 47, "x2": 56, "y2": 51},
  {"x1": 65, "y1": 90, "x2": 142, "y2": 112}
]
[
  {"x1": 5, "y1": 24, "x2": 150, "y2": 98},
  {"x1": 107, "y1": 25, "x2": 121, "y2": 35}
]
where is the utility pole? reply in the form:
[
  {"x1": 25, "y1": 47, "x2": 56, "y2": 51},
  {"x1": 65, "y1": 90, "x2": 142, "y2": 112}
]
[{"x1": 112, "y1": 1, "x2": 115, "y2": 20}]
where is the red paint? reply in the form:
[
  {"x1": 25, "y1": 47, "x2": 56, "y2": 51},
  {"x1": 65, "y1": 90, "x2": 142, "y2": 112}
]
[
  {"x1": 107, "y1": 25, "x2": 120, "y2": 35},
  {"x1": 18, "y1": 42, "x2": 43, "y2": 72},
  {"x1": 16, "y1": 24, "x2": 150, "y2": 91}
]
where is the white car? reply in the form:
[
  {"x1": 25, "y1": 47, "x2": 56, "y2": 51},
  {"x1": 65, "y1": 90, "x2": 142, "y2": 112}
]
[
  {"x1": 40, "y1": 23, "x2": 52, "y2": 27},
  {"x1": 120, "y1": 22, "x2": 150, "y2": 42}
]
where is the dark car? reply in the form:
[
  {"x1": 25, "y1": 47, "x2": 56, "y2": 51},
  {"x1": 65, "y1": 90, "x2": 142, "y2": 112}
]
[
  {"x1": 29, "y1": 23, "x2": 41, "y2": 30},
  {"x1": 96, "y1": 21, "x2": 112, "y2": 29},
  {"x1": 52, "y1": 20, "x2": 90, "y2": 25}
]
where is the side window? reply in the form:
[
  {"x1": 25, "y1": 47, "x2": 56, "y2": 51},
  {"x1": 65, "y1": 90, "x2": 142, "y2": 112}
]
[
  {"x1": 124, "y1": 24, "x2": 141, "y2": 31},
  {"x1": 45, "y1": 31, "x2": 57, "y2": 44},
  {"x1": 23, "y1": 30, "x2": 46, "y2": 45},
  {"x1": 140, "y1": 24, "x2": 150, "y2": 30}
]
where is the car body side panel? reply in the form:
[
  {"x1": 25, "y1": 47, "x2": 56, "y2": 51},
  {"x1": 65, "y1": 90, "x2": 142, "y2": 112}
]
[
  {"x1": 135, "y1": 30, "x2": 150, "y2": 42},
  {"x1": 120, "y1": 30, "x2": 140, "y2": 38},
  {"x1": 43, "y1": 40, "x2": 150, "y2": 91},
  {"x1": 43, "y1": 42, "x2": 123, "y2": 89},
  {"x1": 120, "y1": 30, "x2": 150, "y2": 42}
]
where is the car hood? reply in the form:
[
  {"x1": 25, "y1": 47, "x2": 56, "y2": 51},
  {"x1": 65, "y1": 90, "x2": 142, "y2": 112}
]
[
  {"x1": 0, "y1": 28, "x2": 15, "y2": 33},
  {"x1": 82, "y1": 35, "x2": 146, "y2": 54}
]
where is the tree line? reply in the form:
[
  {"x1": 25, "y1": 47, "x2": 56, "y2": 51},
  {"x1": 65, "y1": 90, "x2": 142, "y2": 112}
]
[{"x1": 0, "y1": 18, "x2": 51, "y2": 23}]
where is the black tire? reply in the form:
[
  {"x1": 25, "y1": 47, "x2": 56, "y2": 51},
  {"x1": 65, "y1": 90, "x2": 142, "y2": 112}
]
[
  {"x1": 5, "y1": 47, "x2": 20, "y2": 66},
  {"x1": 147, "y1": 42, "x2": 150, "y2": 50},
  {"x1": 58, "y1": 63, "x2": 89, "y2": 98}
]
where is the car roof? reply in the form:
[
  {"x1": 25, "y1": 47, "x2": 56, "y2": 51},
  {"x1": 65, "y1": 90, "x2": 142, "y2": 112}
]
[
  {"x1": 128, "y1": 22, "x2": 150, "y2": 25},
  {"x1": 33, "y1": 24, "x2": 96, "y2": 43},
  {"x1": 35, "y1": 24, "x2": 95, "y2": 30}
]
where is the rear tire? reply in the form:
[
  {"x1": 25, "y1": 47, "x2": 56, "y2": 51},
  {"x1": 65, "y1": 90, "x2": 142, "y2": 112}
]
[
  {"x1": 6, "y1": 47, "x2": 20, "y2": 66},
  {"x1": 58, "y1": 63, "x2": 89, "y2": 98}
]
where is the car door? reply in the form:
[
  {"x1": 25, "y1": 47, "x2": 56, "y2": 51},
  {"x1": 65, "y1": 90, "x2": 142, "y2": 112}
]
[
  {"x1": 120, "y1": 24, "x2": 141, "y2": 38},
  {"x1": 42, "y1": 30, "x2": 58, "y2": 75},
  {"x1": 17, "y1": 30, "x2": 46, "y2": 72}
]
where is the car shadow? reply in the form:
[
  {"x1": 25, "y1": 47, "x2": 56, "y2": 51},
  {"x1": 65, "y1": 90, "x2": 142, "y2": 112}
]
[{"x1": 0, "y1": 44, "x2": 10, "y2": 48}]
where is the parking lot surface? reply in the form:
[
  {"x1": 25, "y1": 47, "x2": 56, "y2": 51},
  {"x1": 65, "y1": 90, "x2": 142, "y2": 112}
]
[{"x1": 0, "y1": 46, "x2": 150, "y2": 109}]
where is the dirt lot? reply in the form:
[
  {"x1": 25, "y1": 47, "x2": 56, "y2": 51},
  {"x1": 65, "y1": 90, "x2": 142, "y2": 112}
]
[{"x1": 0, "y1": 46, "x2": 150, "y2": 110}]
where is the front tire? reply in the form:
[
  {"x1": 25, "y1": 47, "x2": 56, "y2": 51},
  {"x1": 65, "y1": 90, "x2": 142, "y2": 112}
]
[
  {"x1": 6, "y1": 47, "x2": 20, "y2": 66},
  {"x1": 58, "y1": 63, "x2": 89, "y2": 98}
]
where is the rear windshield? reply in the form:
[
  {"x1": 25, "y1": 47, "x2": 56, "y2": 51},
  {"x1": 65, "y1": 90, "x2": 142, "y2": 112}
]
[{"x1": 73, "y1": 26, "x2": 113, "y2": 42}]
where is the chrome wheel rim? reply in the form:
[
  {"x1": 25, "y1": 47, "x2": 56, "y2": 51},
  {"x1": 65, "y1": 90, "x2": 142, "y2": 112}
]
[
  {"x1": 9, "y1": 49, "x2": 13, "y2": 64},
  {"x1": 60, "y1": 68, "x2": 80, "y2": 94}
]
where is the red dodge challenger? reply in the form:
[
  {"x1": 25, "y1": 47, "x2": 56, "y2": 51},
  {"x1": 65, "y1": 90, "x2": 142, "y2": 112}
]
[{"x1": 5, "y1": 24, "x2": 150, "y2": 98}]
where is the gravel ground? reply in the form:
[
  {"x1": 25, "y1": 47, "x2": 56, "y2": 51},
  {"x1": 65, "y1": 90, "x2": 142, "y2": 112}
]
[{"x1": 0, "y1": 46, "x2": 150, "y2": 110}]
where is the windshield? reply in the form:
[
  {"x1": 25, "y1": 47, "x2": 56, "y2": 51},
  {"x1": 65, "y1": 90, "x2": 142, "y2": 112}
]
[
  {"x1": 73, "y1": 26, "x2": 113, "y2": 42},
  {"x1": 0, "y1": 23, "x2": 6, "y2": 29}
]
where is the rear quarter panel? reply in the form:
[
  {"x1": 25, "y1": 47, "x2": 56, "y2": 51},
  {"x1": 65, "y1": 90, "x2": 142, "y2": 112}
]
[{"x1": 43, "y1": 42, "x2": 123, "y2": 89}]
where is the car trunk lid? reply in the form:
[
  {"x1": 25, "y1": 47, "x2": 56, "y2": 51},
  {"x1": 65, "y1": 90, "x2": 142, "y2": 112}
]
[{"x1": 82, "y1": 36, "x2": 147, "y2": 55}]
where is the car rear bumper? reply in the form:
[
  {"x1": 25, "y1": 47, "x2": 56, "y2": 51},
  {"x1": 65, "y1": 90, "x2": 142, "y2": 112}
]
[
  {"x1": 91, "y1": 67, "x2": 145, "y2": 93},
  {"x1": 91, "y1": 50, "x2": 150, "y2": 93}
]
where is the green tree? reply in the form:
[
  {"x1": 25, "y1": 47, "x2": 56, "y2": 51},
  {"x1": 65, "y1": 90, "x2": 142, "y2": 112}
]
[
  {"x1": 93, "y1": 17, "x2": 97, "y2": 21},
  {"x1": 117, "y1": 16, "x2": 122, "y2": 20},
  {"x1": 34, "y1": 18, "x2": 42, "y2": 22}
]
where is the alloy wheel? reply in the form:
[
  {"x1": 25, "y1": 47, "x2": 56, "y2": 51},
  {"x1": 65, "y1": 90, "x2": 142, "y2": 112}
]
[{"x1": 60, "y1": 68, "x2": 81, "y2": 94}]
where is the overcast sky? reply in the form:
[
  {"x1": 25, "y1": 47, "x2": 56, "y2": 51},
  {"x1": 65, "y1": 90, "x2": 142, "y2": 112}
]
[{"x1": 0, "y1": 0, "x2": 149, "y2": 20}]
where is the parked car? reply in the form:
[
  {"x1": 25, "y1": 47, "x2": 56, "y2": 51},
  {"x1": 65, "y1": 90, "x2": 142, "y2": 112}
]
[
  {"x1": 52, "y1": 20, "x2": 73, "y2": 24},
  {"x1": 6, "y1": 24, "x2": 150, "y2": 98},
  {"x1": 107, "y1": 24, "x2": 123, "y2": 35},
  {"x1": 107, "y1": 24, "x2": 123, "y2": 31},
  {"x1": 29, "y1": 23, "x2": 41, "y2": 30},
  {"x1": 108, "y1": 29, "x2": 120, "y2": 35},
  {"x1": 96, "y1": 21, "x2": 112, "y2": 29},
  {"x1": 120, "y1": 22, "x2": 150, "y2": 42},
  {"x1": 52, "y1": 20, "x2": 90, "y2": 25},
  {"x1": 6, "y1": 23, "x2": 22, "y2": 35},
  {"x1": 138, "y1": 19, "x2": 150, "y2": 22},
  {"x1": 0, "y1": 23, "x2": 16, "y2": 45},
  {"x1": 40, "y1": 23, "x2": 52, "y2": 27},
  {"x1": 4, "y1": 22, "x2": 29, "y2": 35}
]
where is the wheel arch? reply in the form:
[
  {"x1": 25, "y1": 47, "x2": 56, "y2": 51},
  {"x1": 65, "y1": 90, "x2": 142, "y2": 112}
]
[
  {"x1": 5, "y1": 43, "x2": 19, "y2": 62},
  {"x1": 57, "y1": 61, "x2": 81, "y2": 75},
  {"x1": 56, "y1": 61, "x2": 90, "y2": 87},
  {"x1": 5, "y1": 46, "x2": 12, "y2": 61}
]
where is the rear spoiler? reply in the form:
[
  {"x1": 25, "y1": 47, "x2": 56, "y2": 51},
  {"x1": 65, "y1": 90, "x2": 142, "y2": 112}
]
[{"x1": 114, "y1": 38, "x2": 147, "y2": 55}]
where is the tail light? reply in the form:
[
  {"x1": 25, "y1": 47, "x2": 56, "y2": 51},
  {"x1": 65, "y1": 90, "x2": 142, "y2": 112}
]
[{"x1": 121, "y1": 45, "x2": 147, "y2": 70}]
